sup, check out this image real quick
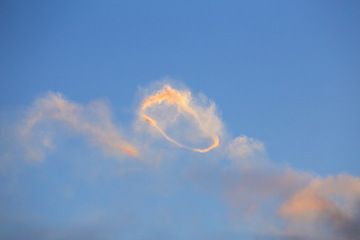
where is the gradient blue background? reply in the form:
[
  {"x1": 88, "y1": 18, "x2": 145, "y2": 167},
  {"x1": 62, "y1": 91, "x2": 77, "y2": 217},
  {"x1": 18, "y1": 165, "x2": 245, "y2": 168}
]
[{"x1": 0, "y1": 1, "x2": 359, "y2": 239}]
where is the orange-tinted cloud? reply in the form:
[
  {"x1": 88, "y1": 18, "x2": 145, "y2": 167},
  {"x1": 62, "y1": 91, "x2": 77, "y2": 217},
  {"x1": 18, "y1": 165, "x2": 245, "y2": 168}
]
[
  {"x1": 139, "y1": 84, "x2": 222, "y2": 153},
  {"x1": 279, "y1": 174, "x2": 360, "y2": 239},
  {"x1": 280, "y1": 174, "x2": 360, "y2": 218}
]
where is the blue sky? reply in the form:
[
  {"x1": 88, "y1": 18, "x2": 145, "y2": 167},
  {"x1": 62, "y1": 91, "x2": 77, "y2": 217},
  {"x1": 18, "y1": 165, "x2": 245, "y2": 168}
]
[{"x1": 1, "y1": 1, "x2": 359, "y2": 239}]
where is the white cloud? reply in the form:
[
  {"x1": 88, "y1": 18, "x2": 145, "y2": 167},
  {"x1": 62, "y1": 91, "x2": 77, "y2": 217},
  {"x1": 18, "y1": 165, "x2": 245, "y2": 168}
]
[{"x1": 226, "y1": 135, "x2": 267, "y2": 168}]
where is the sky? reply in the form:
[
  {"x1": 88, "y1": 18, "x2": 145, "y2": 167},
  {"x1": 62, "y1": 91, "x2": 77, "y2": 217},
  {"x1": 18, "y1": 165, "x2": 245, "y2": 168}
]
[{"x1": 0, "y1": 1, "x2": 360, "y2": 239}]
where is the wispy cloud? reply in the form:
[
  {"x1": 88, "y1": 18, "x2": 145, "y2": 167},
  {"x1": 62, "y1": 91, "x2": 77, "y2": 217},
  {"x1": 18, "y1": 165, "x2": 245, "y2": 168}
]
[{"x1": 18, "y1": 92, "x2": 138, "y2": 161}]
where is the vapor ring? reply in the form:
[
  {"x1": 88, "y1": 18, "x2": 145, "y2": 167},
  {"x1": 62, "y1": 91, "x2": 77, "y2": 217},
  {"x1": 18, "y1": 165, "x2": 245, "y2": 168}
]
[{"x1": 139, "y1": 85, "x2": 220, "y2": 153}]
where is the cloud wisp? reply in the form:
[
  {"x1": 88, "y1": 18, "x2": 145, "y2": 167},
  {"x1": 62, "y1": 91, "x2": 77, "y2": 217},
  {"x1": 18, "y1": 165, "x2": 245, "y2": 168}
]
[{"x1": 18, "y1": 92, "x2": 138, "y2": 160}]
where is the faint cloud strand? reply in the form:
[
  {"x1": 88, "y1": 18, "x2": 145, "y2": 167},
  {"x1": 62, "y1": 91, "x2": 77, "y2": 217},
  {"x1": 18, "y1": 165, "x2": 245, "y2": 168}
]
[{"x1": 18, "y1": 92, "x2": 138, "y2": 161}]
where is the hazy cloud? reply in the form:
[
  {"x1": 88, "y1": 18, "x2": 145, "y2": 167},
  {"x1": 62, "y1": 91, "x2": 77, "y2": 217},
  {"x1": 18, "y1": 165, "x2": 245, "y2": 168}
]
[
  {"x1": 279, "y1": 174, "x2": 360, "y2": 240},
  {"x1": 2, "y1": 83, "x2": 359, "y2": 239},
  {"x1": 227, "y1": 135, "x2": 267, "y2": 168}
]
